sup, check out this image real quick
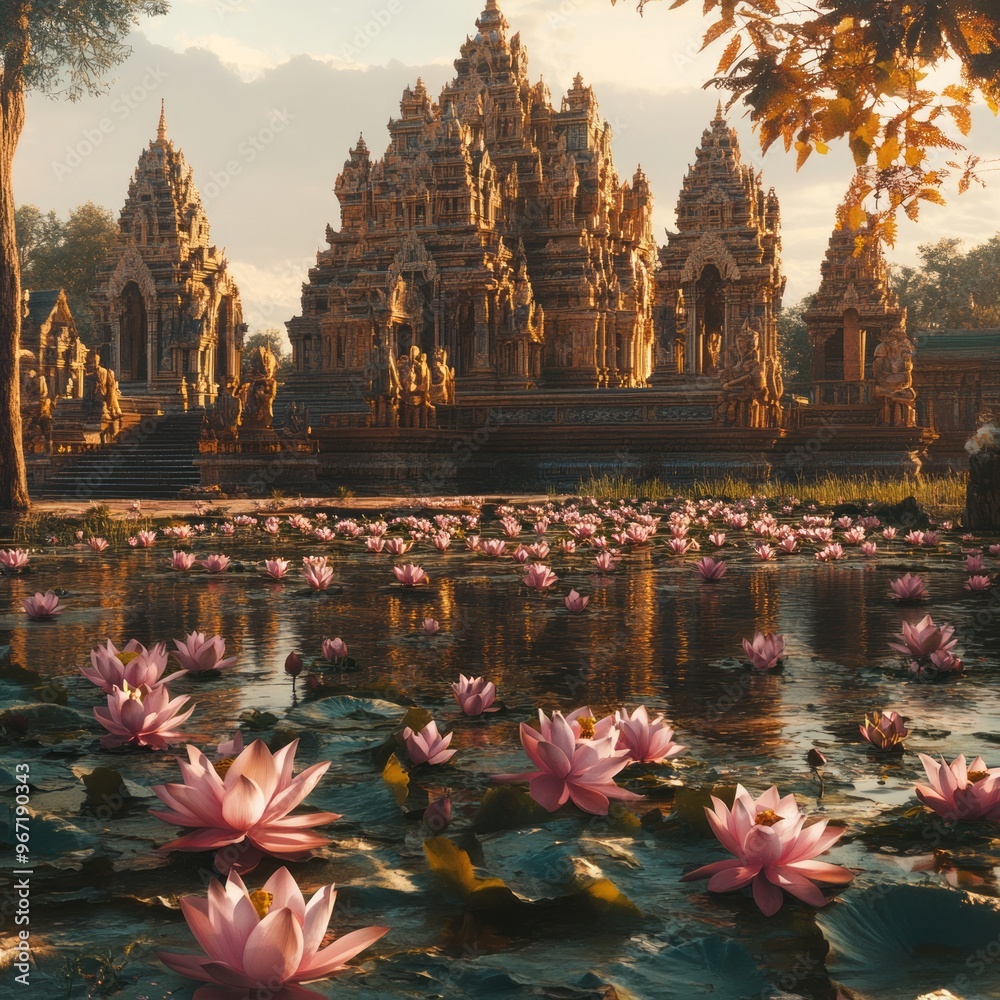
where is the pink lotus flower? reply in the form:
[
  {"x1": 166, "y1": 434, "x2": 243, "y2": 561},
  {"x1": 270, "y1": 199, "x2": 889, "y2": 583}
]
[
  {"x1": 523, "y1": 563, "x2": 558, "y2": 590},
  {"x1": 965, "y1": 554, "x2": 985, "y2": 574},
  {"x1": 465, "y1": 534, "x2": 481, "y2": 551},
  {"x1": 815, "y1": 543, "x2": 845, "y2": 561},
  {"x1": 904, "y1": 530, "x2": 925, "y2": 546},
  {"x1": 558, "y1": 538, "x2": 577, "y2": 553},
  {"x1": 694, "y1": 556, "x2": 727, "y2": 581},
  {"x1": 842, "y1": 527, "x2": 866, "y2": 545},
  {"x1": 133, "y1": 530, "x2": 158, "y2": 547},
  {"x1": 394, "y1": 563, "x2": 429, "y2": 586},
  {"x1": 491, "y1": 711, "x2": 640, "y2": 815},
  {"x1": 889, "y1": 615, "x2": 957, "y2": 658},
  {"x1": 754, "y1": 543, "x2": 777, "y2": 561},
  {"x1": 171, "y1": 550, "x2": 197, "y2": 571},
  {"x1": 860, "y1": 541, "x2": 878, "y2": 557},
  {"x1": 668, "y1": 536, "x2": 696, "y2": 554},
  {"x1": 87, "y1": 536, "x2": 109, "y2": 552},
  {"x1": 365, "y1": 535, "x2": 385, "y2": 552},
  {"x1": 263, "y1": 516, "x2": 281, "y2": 536},
  {"x1": 384, "y1": 537, "x2": 412, "y2": 555},
  {"x1": 529, "y1": 541, "x2": 550, "y2": 559},
  {"x1": 480, "y1": 538, "x2": 507, "y2": 557},
  {"x1": 859, "y1": 709, "x2": 908, "y2": 750},
  {"x1": 200, "y1": 553, "x2": 231, "y2": 574},
  {"x1": 511, "y1": 545, "x2": 531, "y2": 564},
  {"x1": 21, "y1": 592, "x2": 65, "y2": 619},
  {"x1": 321, "y1": 637, "x2": 348, "y2": 663},
  {"x1": 304, "y1": 563, "x2": 334, "y2": 591},
  {"x1": 94, "y1": 682, "x2": 194, "y2": 750},
  {"x1": 910, "y1": 648, "x2": 963, "y2": 678},
  {"x1": 708, "y1": 532, "x2": 726, "y2": 547},
  {"x1": 742, "y1": 631, "x2": 785, "y2": 671},
  {"x1": 0, "y1": 548, "x2": 29, "y2": 571},
  {"x1": 989, "y1": 543, "x2": 1000, "y2": 557},
  {"x1": 151, "y1": 739, "x2": 340, "y2": 872},
  {"x1": 779, "y1": 536, "x2": 798, "y2": 553},
  {"x1": 402, "y1": 720, "x2": 456, "y2": 765},
  {"x1": 890, "y1": 573, "x2": 927, "y2": 601},
  {"x1": 264, "y1": 557, "x2": 289, "y2": 580},
  {"x1": 564, "y1": 589, "x2": 589, "y2": 612},
  {"x1": 923, "y1": 530, "x2": 940, "y2": 546},
  {"x1": 82, "y1": 638, "x2": 177, "y2": 693},
  {"x1": 157, "y1": 867, "x2": 388, "y2": 1000},
  {"x1": 965, "y1": 574, "x2": 993, "y2": 592},
  {"x1": 302, "y1": 555, "x2": 329, "y2": 570},
  {"x1": 594, "y1": 551, "x2": 619, "y2": 573},
  {"x1": 423, "y1": 797, "x2": 452, "y2": 832},
  {"x1": 598, "y1": 705, "x2": 685, "y2": 764},
  {"x1": 681, "y1": 784, "x2": 854, "y2": 915},
  {"x1": 432, "y1": 532, "x2": 452, "y2": 552},
  {"x1": 452, "y1": 674, "x2": 498, "y2": 716},
  {"x1": 171, "y1": 631, "x2": 238, "y2": 673},
  {"x1": 312, "y1": 526, "x2": 335, "y2": 542},
  {"x1": 914, "y1": 753, "x2": 1000, "y2": 822},
  {"x1": 882, "y1": 526, "x2": 898, "y2": 540}
]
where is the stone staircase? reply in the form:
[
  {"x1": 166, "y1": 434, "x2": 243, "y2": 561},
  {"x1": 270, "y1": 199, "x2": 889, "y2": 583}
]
[
  {"x1": 39, "y1": 412, "x2": 204, "y2": 500},
  {"x1": 279, "y1": 374, "x2": 371, "y2": 427}
]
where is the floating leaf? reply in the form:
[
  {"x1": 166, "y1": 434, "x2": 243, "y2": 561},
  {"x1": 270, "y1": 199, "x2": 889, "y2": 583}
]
[{"x1": 382, "y1": 753, "x2": 410, "y2": 808}]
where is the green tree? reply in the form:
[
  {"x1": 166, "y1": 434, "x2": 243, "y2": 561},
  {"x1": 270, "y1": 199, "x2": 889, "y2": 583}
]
[
  {"x1": 615, "y1": 2, "x2": 1000, "y2": 248},
  {"x1": 241, "y1": 328, "x2": 293, "y2": 381},
  {"x1": 777, "y1": 296, "x2": 815, "y2": 387},
  {"x1": 16, "y1": 201, "x2": 118, "y2": 338},
  {"x1": 1, "y1": 0, "x2": 167, "y2": 510}
]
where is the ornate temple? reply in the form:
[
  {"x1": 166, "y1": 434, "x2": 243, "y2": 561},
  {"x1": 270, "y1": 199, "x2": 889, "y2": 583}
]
[
  {"x1": 20, "y1": 289, "x2": 88, "y2": 400},
  {"x1": 89, "y1": 103, "x2": 245, "y2": 403},
  {"x1": 287, "y1": 0, "x2": 657, "y2": 424},
  {"x1": 654, "y1": 104, "x2": 784, "y2": 386}
]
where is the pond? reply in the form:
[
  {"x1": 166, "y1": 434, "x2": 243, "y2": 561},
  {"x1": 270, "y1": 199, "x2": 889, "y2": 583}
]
[{"x1": 1, "y1": 496, "x2": 999, "y2": 1000}]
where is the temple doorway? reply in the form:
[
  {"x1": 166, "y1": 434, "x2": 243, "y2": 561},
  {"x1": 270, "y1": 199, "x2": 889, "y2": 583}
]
[
  {"x1": 696, "y1": 264, "x2": 725, "y2": 373},
  {"x1": 216, "y1": 298, "x2": 230, "y2": 384},
  {"x1": 119, "y1": 281, "x2": 148, "y2": 382}
]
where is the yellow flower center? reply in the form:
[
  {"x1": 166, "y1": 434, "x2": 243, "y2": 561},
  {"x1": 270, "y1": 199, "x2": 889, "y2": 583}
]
[
  {"x1": 577, "y1": 717, "x2": 596, "y2": 739},
  {"x1": 213, "y1": 757, "x2": 236, "y2": 779},
  {"x1": 121, "y1": 681, "x2": 144, "y2": 702},
  {"x1": 755, "y1": 809, "x2": 783, "y2": 827},
  {"x1": 118, "y1": 651, "x2": 141, "y2": 666},
  {"x1": 968, "y1": 770, "x2": 989, "y2": 784},
  {"x1": 249, "y1": 890, "x2": 272, "y2": 918}
]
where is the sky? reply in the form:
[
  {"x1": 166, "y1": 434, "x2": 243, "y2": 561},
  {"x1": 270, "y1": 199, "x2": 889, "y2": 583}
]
[{"x1": 14, "y1": 0, "x2": 1000, "y2": 338}]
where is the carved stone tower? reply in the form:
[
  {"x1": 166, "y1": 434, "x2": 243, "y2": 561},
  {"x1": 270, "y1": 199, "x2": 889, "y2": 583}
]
[
  {"x1": 90, "y1": 103, "x2": 244, "y2": 402},
  {"x1": 805, "y1": 218, "x2": 903, "y2": 403},
  {"x1": 654, "y1": 104, "x2": 784, "y2": 381}
]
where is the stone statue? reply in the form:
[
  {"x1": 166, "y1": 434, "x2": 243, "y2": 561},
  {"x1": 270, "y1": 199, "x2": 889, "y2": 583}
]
[
  {"x1": 284, "y1": 401, "x2": 310, "y2": 435},
  {"x1": 873, "y1": 324, "x2": 917, "y2": 427},
  {"x1": 707, "y1": 330, "x2": 723, "y2": 374},
  {"x1": 20, "y1": 364, "x2": 53, "y2": 454},
  {"x1": 430, "y1": 346, "x2": 455, "y2": 406},
  {"x1": 84, "y1": 350, "x2": 123, "y2": 433},
  {"x1": 716, "y1": 320, "x2": 778, "y2": 428},
  {"x1": 202, "y1": 377, "x2": 243, "y2": 441},
  {"x1": 417, "y1": 349, "x2": 436, "y2": 428},
  {"x1": 240, "y1": 346, "x2": 279, "y2": 432}
]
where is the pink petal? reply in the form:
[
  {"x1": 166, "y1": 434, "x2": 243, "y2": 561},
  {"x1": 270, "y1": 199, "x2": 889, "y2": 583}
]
[
  {"x1": 752, "y1": 874, "x2": 785, "y2": 915},
  {"x1": 296, "y1": 925, "x2": 389, "y2": 979},
  {"x1": 241, "y1": 907, "x2": 304, "y2": 985}
]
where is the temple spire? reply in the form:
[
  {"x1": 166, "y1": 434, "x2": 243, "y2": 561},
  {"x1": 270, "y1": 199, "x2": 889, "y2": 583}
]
[
  {"x1": 714, "y1": 99, "x2": 725, "y2": 122},
  {"x1": 156, "y1": 99, "x2": 168, "y2": 143}
]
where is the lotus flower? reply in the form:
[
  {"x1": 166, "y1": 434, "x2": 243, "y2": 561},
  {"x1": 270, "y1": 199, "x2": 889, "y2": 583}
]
[
  {"x1": 558, "y1": 538, "x2": 577, "y2": 553},
  {"x1": 859, "y1": 709, "x2": 908, "y2": 750},
  {"x1": 200, "y1": 554, "x2": 231, "y2": 574},
  {"x1": 695, "y1": 556, "x2": 726, "y2": 581},
  {"x1": 890, "y1": 573, "x2": 927, "y2": 601},
  {"x1": 164, "y1": 868, "x2": 389, "y2": 1000},
  {"x1": 284, "y1": 651, "x2": 303, "y2": 677},
  {"x1": 816, "y1": 543, "x2": 845, "y2": 561},
  {"x1": 384, "y1": 538, "x2": 411, "y2": 556},
  {"x1": 264, "y1": 557, "x2": 289, "y2": 580},
  {"x1": 94, "y1": 681, "x2": 194, "y2": 750},
  {"x1": 681, "y1": 784, "x2": 854, "y2": 915},
  {"x1": 598, "y1": 705, "x2": 685, "y2": 764},
  {"x1": 564, "y1": 589, "x2": 589, "y2": 612},
  {"x1": 465, "y1": 534, "x2": 481, "y2": 551},
  {"x1": 321, "y1": 637, "x2": 348, "y2": 663},
  {"x1": 779, "y1": 536, "x2": 798, "y2": 553},
  {"x1": 754, "y1": 543, "x2": 776, "y2": 561},
  {"x1": 422, "y1": 618, "x2": 440, "y2": 635},
  {"x1": 889, "y1": 615, "x2": 957, "y2": 658},
  {"x1": 594, "y1": 551, "x2": 619, "y2": 573},
  {"x1": 529, "y1": 541, "x2": 550, "y2": 559},
  {"x1": 132, "y1": 530, "x2": 157, "y2": 547},
  {"x1": 365, "y1": 536, "x2": 385, "y2": 552},
  {"x1": 965, "y1": 554, "x2": 985, "y2": 574},
  {"x1": 151, "y1": 738, "x2": 339, "y2": 872},
  {"x1": 904, "y1": 530, "x2": 925, "y2": 546},
  {"x1": 882, "y1": 527, "x2": 898, "y2": 540},
  {"x1": 304, "y1": 563, "x2": 334, "y2": 591},
  {"x1": 402, "y1": 720, "x2": 456, "y2": 765},
  {"x1": 171, "y1": 550, "x2": 197, "y2": 571},
  {"x1": 263, "y1": 516, "x2": 281, "y2": 536},
  {"x1": 909, "y1": 648, "x2": 963, "y2": 678},
  {"x1": 423, "y1": 797, "x2": 452, "y2": 833},
  {"x1": 394, "y1": 563, "x2": 429, "y2": 586},
  {"x1": 989, "y1": 543, "x2": 1000, "y2": 557},
  {"x1": 914, "y1": 753, "x2": 1000, "y2": 822},
  {"x1": 965, "y1": 574, "x2": 993, "y2": 592},
  {"x1": 432, "y1": 532, "x2": 451, "y2": 552},
  {"x1": 742, "y1": 631, "x2": 785, "y2": 671},
  {"x1": 491, "y1": 711, "x2": 640, "y2": 815},
  {"x1": 807, "y1": 749, "x2": 827, "y2": 768},
  {"x1": 860, "y1": 541, "x2": 878, "y2": 557},
  {"x1": 511, "y1": 545, "x2": 531, "y2": 564},
  {"x1": 708, "y1": 532, "x2": 726, "y2": 547},
  {"x1": 82, "y1": 638, "x2": 178, "y2": 693},
  {"x1": 22, "y1": 592, "x2": 66, "y2": 618},
  {"x1": 523, "y1": 563, "x2": 558, "y2": 590},
  {"x1": 451, "y1": 675, "x2": 498, "y2": 716},
  {"x1": 0, "y1": 548, "x2": 29, "y2": 572},
  {"x1": 87, "y1": 536, "x2": 109, "y2": 552},
  {"x1": 171, "y1": 631, "x2": 238, "y2": 673},
  {"x1": 480, "y1": 538, "x2": 507, "y2": 557}
]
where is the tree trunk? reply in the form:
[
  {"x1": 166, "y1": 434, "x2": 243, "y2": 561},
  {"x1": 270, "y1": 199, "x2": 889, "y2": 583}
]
[{"x1": 0, "y1": 7, "x2": 31, "y2": 510}]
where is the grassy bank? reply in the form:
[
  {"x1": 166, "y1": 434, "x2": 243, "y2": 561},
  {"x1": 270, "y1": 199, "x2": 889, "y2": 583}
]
[{"x1": 577, "y1": 472, "x2": 968, "y2": 516}]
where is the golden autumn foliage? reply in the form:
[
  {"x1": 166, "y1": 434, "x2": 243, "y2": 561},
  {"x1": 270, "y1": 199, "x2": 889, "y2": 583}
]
[{"x1": 613, "y1": 1, "x2": 1000, "y2": 249}]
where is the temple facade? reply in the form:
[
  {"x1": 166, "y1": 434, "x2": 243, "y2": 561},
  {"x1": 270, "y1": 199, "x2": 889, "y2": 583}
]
[
  {"x1": 20, "y1": 289, "x2": 88, "y2": 400},
  {"x1": 89, "y1": 104, "x2": 245, "y2": 402},
  {"x1": 654, "y1": 105, "x2": 784, "y2": 384},
  {"x1": 287, "y1": 0, "x2": 657, "y2": 423}
]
